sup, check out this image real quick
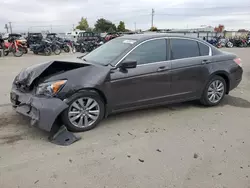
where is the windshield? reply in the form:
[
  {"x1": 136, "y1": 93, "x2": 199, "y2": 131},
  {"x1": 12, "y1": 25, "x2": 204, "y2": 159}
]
[{"x1": 83, "y1": 38, "x2": 137, "y2": 65}]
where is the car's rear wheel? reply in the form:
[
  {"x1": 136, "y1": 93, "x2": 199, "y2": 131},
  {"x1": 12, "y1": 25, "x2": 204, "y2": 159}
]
[
  {"x1": 61, "y1": 91, "x2": 105, "y2": 132},
  {"x1": 200, "y1": 76, "x2": 226, "y2": 106}
]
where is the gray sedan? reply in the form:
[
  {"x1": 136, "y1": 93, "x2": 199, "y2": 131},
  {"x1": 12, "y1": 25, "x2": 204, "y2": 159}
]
[{"x1": 10, "y1": 34, "x2": 243, "y2": 132}]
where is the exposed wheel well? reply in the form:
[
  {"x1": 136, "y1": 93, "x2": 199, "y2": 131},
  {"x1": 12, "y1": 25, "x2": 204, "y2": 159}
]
[
  {"x1": 215, "y1": 73, "x2": 230, "y2": 94},
  {"x1": 76, "y1": 88, "x2": 107, "y2": 104},
  {"x1": 89, "y1": 88, "x2": 107, "y2": 104}
]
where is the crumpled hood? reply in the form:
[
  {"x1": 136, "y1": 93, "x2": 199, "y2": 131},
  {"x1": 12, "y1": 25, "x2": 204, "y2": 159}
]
[
  {"x1": 15, "y1": 61, "x2": 53, "y2": 87},
  {"x1": 15, "y1": 58, "x2": 91, "y2": 87}
]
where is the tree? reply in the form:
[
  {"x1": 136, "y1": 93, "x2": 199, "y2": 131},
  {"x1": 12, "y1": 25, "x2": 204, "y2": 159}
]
[
  {"x1": 86, "y1": 27, "x2": 93, "y2": 32},
  {"x1": 214, "y1": 24, "x2": 225, "y2": 33},
  {"x1": 76, "y1": 17, "x2": 89, "y2": 31},
  {"x1": 117, "y1": 21, "x2": 126, "y2": 32},
  {"x1": 149, "y1": 26, "x2": 158, "y2": 31},
  {"x1": 94, "y1": 18, "x2": 116, "y2": 32}
]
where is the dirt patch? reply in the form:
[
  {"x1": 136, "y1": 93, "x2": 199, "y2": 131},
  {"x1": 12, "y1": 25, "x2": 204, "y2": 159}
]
[
  {"x1": 0, "y1": 112, "x2": 29, "y2": 127},
  {"x1": 0, "y1": 134, "x2": 23, "y2": 144}
]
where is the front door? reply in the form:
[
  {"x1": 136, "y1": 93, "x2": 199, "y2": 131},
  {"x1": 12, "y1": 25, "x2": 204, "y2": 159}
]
[{"x1": 109, "y1": 38, "x2": 172, "y2": 111}]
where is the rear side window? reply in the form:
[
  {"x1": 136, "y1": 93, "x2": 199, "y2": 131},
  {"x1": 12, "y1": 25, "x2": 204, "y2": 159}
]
[
  {"x1": 198, "y1": 42, "x2": 210, "y2": 56},
  {"x1": 170, "y1": 39, "x2": 199, "y2": 60}
]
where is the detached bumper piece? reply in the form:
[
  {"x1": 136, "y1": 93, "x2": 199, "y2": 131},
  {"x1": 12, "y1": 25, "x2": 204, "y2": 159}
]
[
  {"x1": 10, "y1": 89, "x2": 81, "y2": 146},
  {"x1": 49, "y1": 125, "x2": 81, "y2": 146}
]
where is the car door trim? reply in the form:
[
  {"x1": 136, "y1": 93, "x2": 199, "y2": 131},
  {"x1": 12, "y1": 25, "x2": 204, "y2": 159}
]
[
  {"x1": 110, "y1": 60, "x2": 170, "y2": 83},
  {"x1": 114, "y1": 37, "x2": 212, "y2": 68}
]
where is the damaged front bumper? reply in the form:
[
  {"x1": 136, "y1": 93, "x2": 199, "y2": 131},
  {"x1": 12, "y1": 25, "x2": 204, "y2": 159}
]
[{"x1": 10, "y1": 87, "x2": 68, "y2": 132}]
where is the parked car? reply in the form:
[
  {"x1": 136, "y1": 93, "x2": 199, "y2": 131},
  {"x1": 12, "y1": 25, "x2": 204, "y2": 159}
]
[
  {"x1": 77, "y1": 32, "x2": 102, "y2": 43},
  {"x1": 10, "y1": 34, "x2": 243, "y2": 133},
  {"x1": 26, "y1": 33, "x2": 43, "y2": 47},
  {"x1": 46, "y1": 33, "x2": 59, "y2": 40}
]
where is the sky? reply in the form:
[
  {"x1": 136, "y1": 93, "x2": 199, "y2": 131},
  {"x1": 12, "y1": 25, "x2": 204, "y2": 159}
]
[{"x1": 0, "y1": 0, "x2": 250, "y2": 33}]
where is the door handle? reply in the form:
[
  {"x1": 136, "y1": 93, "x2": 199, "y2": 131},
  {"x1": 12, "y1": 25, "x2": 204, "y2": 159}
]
[
  {"x1": 201, "y1": 59, "x2": 212, "y2": 64},
  {"x1": 157, "y1": 66, "x2": 170, "y2": 72}
]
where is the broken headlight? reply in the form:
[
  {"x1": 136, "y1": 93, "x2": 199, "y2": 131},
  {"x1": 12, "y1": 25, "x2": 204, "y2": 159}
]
[{"x1": 36, "y1": 80, "x2": 67, "y2": 97}]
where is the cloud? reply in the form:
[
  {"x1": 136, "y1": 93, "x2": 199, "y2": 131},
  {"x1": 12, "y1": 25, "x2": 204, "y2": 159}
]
[{"x1": 0, "y1": 0, "x2": 250, "y2": 32}]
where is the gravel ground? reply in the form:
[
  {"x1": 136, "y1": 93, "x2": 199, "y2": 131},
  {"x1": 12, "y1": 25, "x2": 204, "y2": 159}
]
[{"x1": 0, "y1": 49, "x2": 250, "y2": 188}]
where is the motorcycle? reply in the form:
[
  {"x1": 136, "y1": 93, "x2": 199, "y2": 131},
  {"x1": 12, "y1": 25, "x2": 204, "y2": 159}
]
[
  {"x1": 56, "y1": 40, "x2": 70, "y2": 53},
  {"x1": 207, "y1": 38, "x2": 219, "y2": 47},
  {"x1": 46, "y1": 39, "x2": 61, "y2": 55},
  {"x1": 16, "y1": 39, "x2": 28, "y2": 54},
  {"x1": 73, "y1": 41, "x2": 82, "y2": 52},
  {"x1": 231, "y1": 38, "x2": 247, "y2": 47},
  {"x1": 218, "y1": 38, "x2": 233, "y2": 48},
  {"x1": 247, "y1": 36, "x2": 250, "y2": 46},
  {"x1": 67, "y1": 40, "x2": 76, "y2": 53},
  {"x1": 2, "y1": 37, "x2": 24, "y2": 57},
  {"x1": 30, "y1": 40, "x2": 52, "y2": 56}
]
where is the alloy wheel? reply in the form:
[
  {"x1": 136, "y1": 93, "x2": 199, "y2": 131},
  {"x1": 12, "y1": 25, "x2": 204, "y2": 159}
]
[
  {"x1": 68, "y1": 97, "x2": 100, "y2": 128},
  {"x1": 207, "y1": 80, "x2": 225, "y2": 104}
]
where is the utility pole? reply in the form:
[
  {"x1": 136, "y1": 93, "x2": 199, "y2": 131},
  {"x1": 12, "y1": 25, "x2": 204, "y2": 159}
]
[
  {"x1": 134, "y1": 22, "x2": 137, "y2": 32},
  {"x1": 4, "y1": 24, "x2": 9, "y2": 33},
  {"x1": 151, "y1": 8, "x2": 155, "y2": 28},
  {"x1": 8, "y1": 22, "x2": 12, "y2": 33}
]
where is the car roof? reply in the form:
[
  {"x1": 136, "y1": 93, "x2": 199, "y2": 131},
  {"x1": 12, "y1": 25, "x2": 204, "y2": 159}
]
[{"x1": 119, "y1": 33, "x2": 203, "y2": 42}]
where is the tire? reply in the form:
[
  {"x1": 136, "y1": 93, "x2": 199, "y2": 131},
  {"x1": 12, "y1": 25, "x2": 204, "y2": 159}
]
[
  {"x1": 4, "y1": 51, "x2": 9, "y2": 56},
  {"x1": 23, "y1": 47, "x2": 28, "y2": 54},
  {"x1": 80, "y1": 47, "x2": 86, "y2": 53},
  {"x1": 53, "y1": 46, "x2": 61, "y2": 55},
  {"x1": 200, "y1": 76, "x2": 226, "y2": 106},
  {"x1": 63, "y1": 45, "x2": 70, "y2": 53},
  {"x1": 13, "y1": 47, "x2": 24, "y2": 57},
  {"x1": 44, "y1": 47, "x2": 52, "y2": 56},
  {"x1": 227, "y1": 42, "x2": 233, "y2": 48},
  {"x1": 19, "y1": 47, "x2": 28, "y2": 54},
  {"x1": 61, "y1": 90, "x2": 105, "y2": 132},
  {"x1": 72, "y1": 46, "x2": 76, "y2": 53}
]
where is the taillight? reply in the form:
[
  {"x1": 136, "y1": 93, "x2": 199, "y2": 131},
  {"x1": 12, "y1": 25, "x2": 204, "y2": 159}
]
[{"x1": 234, "y1": 58, "x2": 242, "y2": 67}]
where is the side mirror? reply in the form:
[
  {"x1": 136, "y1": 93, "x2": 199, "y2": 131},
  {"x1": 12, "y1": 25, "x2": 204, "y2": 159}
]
[{"x1": 120, "y1": 60, "x2": 137, "y2": 69}]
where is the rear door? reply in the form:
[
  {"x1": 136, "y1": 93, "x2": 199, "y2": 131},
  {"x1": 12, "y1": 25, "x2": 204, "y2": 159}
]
[
  {"x1": 110, "y1": 38, "x2": 172, "y2": 111},
  {"x1": 169, "y1": 38, "x2": 212, "y2": 100}
]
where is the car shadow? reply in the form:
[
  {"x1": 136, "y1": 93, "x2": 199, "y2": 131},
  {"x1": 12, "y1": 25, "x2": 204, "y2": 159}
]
[
  {"x1": 104, "y1": 101, "x2": 203, "y2": 124},
  {"x1": 219, "y1": 95, "x2": 250, "y2": 108},
  {"x1": 105, "y1": 95, "x2": 250, "y2": 124}
]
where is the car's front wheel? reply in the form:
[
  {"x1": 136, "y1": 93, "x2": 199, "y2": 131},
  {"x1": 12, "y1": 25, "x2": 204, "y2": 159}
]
[
  {"x1": 61, "y1": 91, "x2": 105, "y2": 132},
  {"x1": 200, "y1": 76, "x2": 226, "y2": 106}
]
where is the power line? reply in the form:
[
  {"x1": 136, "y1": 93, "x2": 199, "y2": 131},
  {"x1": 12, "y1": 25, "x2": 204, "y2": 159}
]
[{"x1": 4, "y1": 24, "x2": 9, "y2": 33}]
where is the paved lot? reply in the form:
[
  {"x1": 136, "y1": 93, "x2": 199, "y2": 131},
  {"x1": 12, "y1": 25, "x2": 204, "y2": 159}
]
[{"x1": 0, "y1": 49, "x2": 250, "y2": 188}]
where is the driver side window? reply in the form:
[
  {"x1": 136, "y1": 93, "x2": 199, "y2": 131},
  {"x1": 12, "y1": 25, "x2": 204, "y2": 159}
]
[{"x1": 124, "y1": 39, "x2": 167, "y2": 65}]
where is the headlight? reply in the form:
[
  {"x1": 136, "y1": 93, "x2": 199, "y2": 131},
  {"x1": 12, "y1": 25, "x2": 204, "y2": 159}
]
[{"x1": 36, "y1": 80, "x2": 67, "y2": 96}]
